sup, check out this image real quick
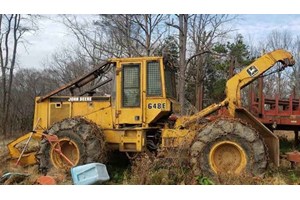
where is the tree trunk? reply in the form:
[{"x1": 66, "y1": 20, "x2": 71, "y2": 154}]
[
  {"x1": 0, "y1": 15, "x2": 21, "y2": 136},
  {"x1": 195, "y1": 80, "x2": 204, "y2": 111},
  {"x1": 144, "y1": 15, "x2": 151, "y2": 56},
  {"x1": 0, "y1": 15, "x2": 13, "y2": 136},
  {"x1": 4, "y1": 15, "x2": 20, "y2": 136},
  {"x1": 178, "y1": 14, "x2": 188, "y2": 114},
  {"x1": 195, "y1": 56, "x2": 204, "y2": 111}
]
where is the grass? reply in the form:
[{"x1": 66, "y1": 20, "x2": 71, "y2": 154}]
[
  {"x1": 122, "y1": 148, "x2": 194, "y2": 185},
  {"x1": 105, "y1": 152, "x2": 130, "y2": 184}
]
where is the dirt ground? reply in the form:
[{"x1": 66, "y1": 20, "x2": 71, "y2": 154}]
[{"x1": 1, "y1": 131, "x2": 300, "y2": 185}]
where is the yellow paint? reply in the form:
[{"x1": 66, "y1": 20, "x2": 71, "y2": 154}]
[
  {"x1": 209, "y1": 141, "x2": 247, "y2": 174},
  {"x1": 50, "y1": 137, "x2": 80, "y2": 169},
  {"x1": 225, "y1": 49, "x2": 295, "y2": 117},
  {"x1": 161, "y1": 128, "x2": 195, "y2": 148},
  {"x1": 145, "y1": 98, "x2": 171, "y2": 124},
  {"x1": 7, "y1": 131, "x2": 43, "y2": 165}
]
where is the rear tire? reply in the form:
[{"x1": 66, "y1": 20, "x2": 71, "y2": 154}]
[
  {"x1": 190, "y1": 118, "x2": 268, "y2": 177},
  {"x1": 36, "y1": 117, "x2": 106, "y2": 174}
]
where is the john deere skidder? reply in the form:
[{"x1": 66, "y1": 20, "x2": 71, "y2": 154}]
[{"x1": 8, "y1": 49, "x2": 295, "y2": 176}]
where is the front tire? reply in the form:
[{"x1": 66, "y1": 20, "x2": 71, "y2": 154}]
[{"x1": 190, "y1": 118, "x2": 268, "y2": 177}]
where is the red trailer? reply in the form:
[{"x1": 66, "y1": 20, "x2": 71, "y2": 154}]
[{"x1": 249, "y1": 78, "x2": 300, "y2": 146}]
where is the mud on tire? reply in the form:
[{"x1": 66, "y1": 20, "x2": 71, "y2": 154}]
[
  {"x1": 36, "y1": 117, "x2": 106, "y2": 174},
  {"x1": 190, "y1": 118, "x2": 268, "y2": 177}
]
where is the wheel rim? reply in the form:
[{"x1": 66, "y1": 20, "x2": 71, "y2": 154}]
[
  {"x1": 50, "y1": 138, "x2": 80, "y2": 169},
  {"x1": 209, "y1": 141, "x2": 247, "y2": 174}
]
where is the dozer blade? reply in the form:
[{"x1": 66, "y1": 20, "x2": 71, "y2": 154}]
[
  {"x1": 235, "y1": 107, "x2": 279, "y2": 167},
  {"x1": 7, "y1": 132, "x2": 43, "y2": 166}
]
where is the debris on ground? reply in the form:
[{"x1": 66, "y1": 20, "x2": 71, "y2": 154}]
[
  {"x1": 71, "y1": 163, "x2": 110, "y2": 185},
  {"x1": 0, "y1": 172, "x2": 30, "y2": 185},
  {"x1": 36, "y1": 176, "x2": 56, "y2": 185},
  {"x1": 286, "y1": 151, "x2": 300, "y2": 168}
]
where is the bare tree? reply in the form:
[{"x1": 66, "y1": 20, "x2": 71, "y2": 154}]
[
  {"x1": 291, "y1": 36, "x2": 300, "y2": 96},
  {"x1": 188, "y1": 14, "x2": 236, "y2": 110},
  {"x1": 0, "y1": 14, "x2": 37, "y2": 136},
  {"x1": 46, "y1": 49, "x2": 92, "y2": 84},
  {"x1": 60, "y1": 15, "x2": 106, "y2": 66},
  {"x1": 264, "y1": 30, "x2": 294, "y2": 97},
  {"x1": 167, "y1": 14, "x2": 237, "y2": 113},
  {"x1": 131, "y1": 15, "x2": 167, "y2": 56},
  {"x1": 97, "y1": 14, "x2": 167, "y2": 57},
  {"x1": 10, "y1": 68, "x2": 45, "y2": 134},
  {"x1": 167, "y1": 14, "x2": 189, "y2": 114}
]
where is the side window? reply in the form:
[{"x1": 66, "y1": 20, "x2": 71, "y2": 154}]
[
  {"x1": 147, "y1": 61, "x2": 162, "y2": 96},
  {"x1": 122, "y1": 64, "x2": 140, "y2": 107},
  {"x1": 165, "y1": 67, "x2": 176, "y2": 99}
]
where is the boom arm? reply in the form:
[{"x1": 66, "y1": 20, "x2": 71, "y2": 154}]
[
  {"x1": 178, "y1": 49, "x2": 295, "y2": 128},
  {"x1": 38, "y1": 61, "x2": 113, "y2": 102},
  {"x1": 225, "y1": 49, "x2": 294, "y2": 117}
]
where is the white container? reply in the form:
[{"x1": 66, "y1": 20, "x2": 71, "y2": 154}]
[{"x1": 71, "y1": 163, "x2": 110, "y2": 185}]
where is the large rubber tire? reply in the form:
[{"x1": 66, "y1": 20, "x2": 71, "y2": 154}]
[
  {"x1": 190, "y1": 118, "x2": 268, "y2": 177},
  {"x1": 36, "y1": 117, "x2": 106, "y2": 174}
]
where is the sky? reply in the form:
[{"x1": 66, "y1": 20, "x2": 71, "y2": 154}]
[
  {"x1": 236, "y1": 14, "x2": 300, "y2": 41},
  {"x1": 16, "y1": 14, "x2": 300, "y2": 69},
  {"x1": 18, "y1": 15, "x2": 75, "y2": 69}
]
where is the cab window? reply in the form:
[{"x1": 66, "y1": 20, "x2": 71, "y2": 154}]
[
  {"x1": 165, "y1": 67, "x2": 176, "y2": 99},
  {"x1": 122, "y1": 64, "x2": 140, "y2": 107},
  {"x1": 147, "y1": 61, "x2": 162, "y2": 96}
]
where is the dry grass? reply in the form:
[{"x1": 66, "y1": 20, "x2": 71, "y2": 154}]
[
  {"x1": 0, "y1": 138, "x2": 11, "y2": 175},
  {"x1": 123, "y1": 148, "x2": 194, "y2": 185},
  {"x1": 124, "y1": 160, "x2": 300, "y2": 185}
]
